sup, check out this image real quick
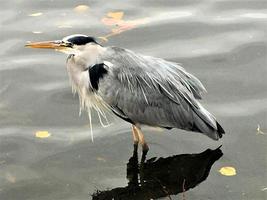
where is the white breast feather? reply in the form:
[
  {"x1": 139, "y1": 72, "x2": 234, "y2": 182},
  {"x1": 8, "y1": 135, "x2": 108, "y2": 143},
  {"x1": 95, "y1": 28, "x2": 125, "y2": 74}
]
[{"x1": 67, "y1": 66, "x2": 111, "y2": 142}]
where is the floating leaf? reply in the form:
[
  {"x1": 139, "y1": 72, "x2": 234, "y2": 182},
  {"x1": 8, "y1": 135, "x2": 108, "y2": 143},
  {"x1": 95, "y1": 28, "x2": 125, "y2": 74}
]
[
  {"x1": 35, "y1": 131, "x2": 51, "y2": 138},
  {"x1": 28, "y1": 12, "x2": 43, "y2": 17},
  {"x1": 74, "y1": 5, "x2": 90, "y2": 13},
  {"x1": 107, "y1": 12, "x2": 124, "y2": 20},
  {"x1": 219, "y1": 166, "x2": 236, "y2": 176}
]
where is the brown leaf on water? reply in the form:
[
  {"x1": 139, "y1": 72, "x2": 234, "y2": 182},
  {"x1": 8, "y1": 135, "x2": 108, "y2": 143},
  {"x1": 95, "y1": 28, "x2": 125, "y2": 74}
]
[
  {"x1": 74, "y1": 5, "x2": 90, "y2": 13},
  {"x1": 219, "y1": 166, "x2": 236, "y2": 176},
  {"x1": 35, "y1": 131, "x2": 51, "y2": 138}
]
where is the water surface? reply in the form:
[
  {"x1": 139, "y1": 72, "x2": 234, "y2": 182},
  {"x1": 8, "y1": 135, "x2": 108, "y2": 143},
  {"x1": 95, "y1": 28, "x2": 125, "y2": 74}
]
[{"x1": 0, "y1": 0, "x2": 266, "y2": 199}]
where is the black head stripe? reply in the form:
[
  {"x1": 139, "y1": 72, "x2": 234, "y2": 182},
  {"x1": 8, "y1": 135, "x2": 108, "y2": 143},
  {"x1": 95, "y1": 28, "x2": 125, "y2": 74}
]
[{"x1": 67, "y1": 36, "x2": 96, "y2": 45}]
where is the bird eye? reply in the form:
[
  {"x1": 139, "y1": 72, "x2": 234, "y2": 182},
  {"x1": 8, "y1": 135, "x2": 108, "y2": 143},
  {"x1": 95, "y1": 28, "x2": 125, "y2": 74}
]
[{"x1": 65, "y1": 42, "x2": 73, "y2": 47}]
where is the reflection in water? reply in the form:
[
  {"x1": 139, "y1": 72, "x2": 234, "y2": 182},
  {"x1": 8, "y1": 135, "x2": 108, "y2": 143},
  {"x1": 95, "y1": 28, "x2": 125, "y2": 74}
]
[{"x1": 92, "y1": 147, "x2": 223, "y2": 200}]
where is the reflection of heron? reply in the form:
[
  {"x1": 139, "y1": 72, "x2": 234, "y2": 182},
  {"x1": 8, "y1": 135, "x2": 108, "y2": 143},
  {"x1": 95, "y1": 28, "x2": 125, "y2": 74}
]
[
  {"x1": 92, "y1": 147, "x2": 223, "y2": 200},
  {"x1": 26, "y1": 34, "x2": 225, "y2": 153}
]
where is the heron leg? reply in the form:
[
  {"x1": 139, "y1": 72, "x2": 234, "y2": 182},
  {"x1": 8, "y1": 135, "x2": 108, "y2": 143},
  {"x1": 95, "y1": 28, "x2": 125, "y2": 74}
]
[
  {"x1": 135, "y1": 126, "x2": 149, "y2": 156},
  {"x1": 132, "y1": 125, "x2": 139, "y2": 152}
]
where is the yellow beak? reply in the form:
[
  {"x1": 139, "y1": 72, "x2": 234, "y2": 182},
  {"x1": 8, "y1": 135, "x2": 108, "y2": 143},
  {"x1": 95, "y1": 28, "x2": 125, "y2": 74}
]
[{"x1": 25, "y1": 40, "x2": 66, "y2": 49}]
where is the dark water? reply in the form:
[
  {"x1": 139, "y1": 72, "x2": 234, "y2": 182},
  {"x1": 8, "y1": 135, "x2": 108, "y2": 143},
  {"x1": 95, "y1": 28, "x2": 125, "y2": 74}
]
[{"x1": 0, "y1": 0, "x2": 267, "y2": 199}]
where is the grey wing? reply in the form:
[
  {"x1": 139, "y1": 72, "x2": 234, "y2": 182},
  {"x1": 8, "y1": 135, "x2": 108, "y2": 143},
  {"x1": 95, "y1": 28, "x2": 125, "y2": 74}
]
[{"x1": 98, "y1": 47, "x2": 225, "y2": 140}]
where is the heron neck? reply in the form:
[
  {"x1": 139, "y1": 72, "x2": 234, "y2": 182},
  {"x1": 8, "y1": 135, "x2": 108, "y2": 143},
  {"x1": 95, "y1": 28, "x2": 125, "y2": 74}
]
[{"x1": 75, "y1": 44, "x2": 106, "y2": 67}]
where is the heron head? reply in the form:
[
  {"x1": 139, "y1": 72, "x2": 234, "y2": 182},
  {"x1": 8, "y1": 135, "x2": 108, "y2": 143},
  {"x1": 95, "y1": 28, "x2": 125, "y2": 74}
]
[{"x1": 25, "y1": 34, "x2": 99, "y2": 55}]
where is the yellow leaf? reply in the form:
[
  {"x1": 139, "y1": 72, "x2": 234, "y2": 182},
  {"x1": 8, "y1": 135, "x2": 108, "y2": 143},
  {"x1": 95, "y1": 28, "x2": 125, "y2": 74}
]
[
  {"x1": 28, "y1": 12, "x2": 43, "y2": 17},
  {"x1": 35, "y1": 131, "x2": 51, "y2": 138},
  {"x1": 219, "y1": 166, "x2": 236, "y2": 176},
  {"x1": 107, "y1": 12, "x2": 124, "y2": 20},
  {"x1": 74, "y1": 5, "x2": 90, "y2": 13}
]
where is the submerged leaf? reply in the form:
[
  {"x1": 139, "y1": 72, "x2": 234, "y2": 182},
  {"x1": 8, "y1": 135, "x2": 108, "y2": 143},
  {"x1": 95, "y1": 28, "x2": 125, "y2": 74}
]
[
  {"x1": 219, "y1": 166, "x2": 236, "y2": 176},
  {"x1": 35, "y1": 131, "x2": 51, "y2": 138}
]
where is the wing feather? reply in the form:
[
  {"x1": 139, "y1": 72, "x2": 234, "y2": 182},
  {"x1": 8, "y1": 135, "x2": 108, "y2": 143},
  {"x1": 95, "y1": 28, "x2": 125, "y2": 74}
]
[{"x1": 96, "y1": 47, "x2": 224, "y2": 139}]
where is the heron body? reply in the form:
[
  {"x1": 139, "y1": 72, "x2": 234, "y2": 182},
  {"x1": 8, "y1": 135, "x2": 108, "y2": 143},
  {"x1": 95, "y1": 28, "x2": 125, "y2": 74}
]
[{"x1": 26, "y1": 34, "x2": 225, "y2": 152}]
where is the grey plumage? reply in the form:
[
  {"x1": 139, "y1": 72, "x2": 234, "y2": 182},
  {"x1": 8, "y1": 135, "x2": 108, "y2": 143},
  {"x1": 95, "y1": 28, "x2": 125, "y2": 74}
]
[
  {"x1": 26, "y1": 34, "x2": 225, "y2": 143},
  {"x1": 97, "y1": 47, "x2": 224, "y2": 140}
]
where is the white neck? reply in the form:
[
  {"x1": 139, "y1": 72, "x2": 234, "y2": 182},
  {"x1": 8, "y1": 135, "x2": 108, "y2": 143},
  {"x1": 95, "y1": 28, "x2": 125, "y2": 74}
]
[
  {"x1": 74, "y1": 44, "x2": 106, "y2": 67},
  {"x1": 66, "y1": 43, "x2": 106, "y2": 93}
]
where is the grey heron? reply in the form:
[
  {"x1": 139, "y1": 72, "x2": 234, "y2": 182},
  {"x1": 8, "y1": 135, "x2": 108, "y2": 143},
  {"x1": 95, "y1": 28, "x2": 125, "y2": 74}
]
[{"x1": 25, "y1": 34, "x2": 225, "y2": 153}]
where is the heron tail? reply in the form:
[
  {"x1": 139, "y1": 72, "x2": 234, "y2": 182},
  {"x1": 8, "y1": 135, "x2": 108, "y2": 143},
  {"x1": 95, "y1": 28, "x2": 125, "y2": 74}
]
[
  {"x1": 192, "y1": 104, "x2": 225, "y2": 140},
  {"x1": 216, "y1": 121, "x2": 225, "y2": 138}
]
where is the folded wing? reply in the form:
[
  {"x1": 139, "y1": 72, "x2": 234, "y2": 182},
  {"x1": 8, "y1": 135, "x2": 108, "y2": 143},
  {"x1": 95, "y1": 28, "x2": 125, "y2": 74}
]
[{"x1": 97, "y1": 47, "x2": 225, "y2": 140}]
